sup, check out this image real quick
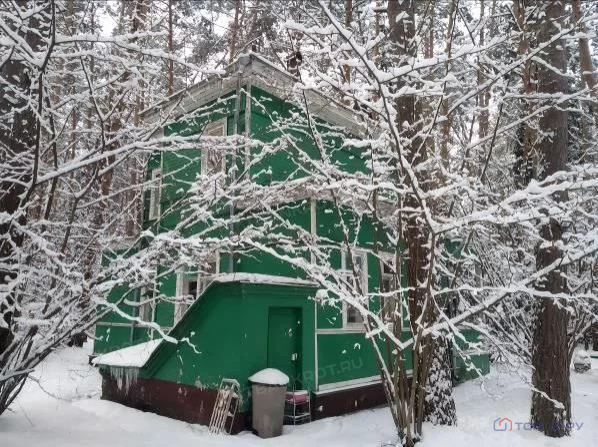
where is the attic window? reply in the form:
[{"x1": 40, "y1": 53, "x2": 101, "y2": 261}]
[
  {"x1": 174, "y1": 254, "x2": 220, "y2": 324},
  {"x1": 148, "y1": 169, "x2": 161, "y2": 220},
  {"x1": 201, "y1": 120, "x2": 226, "y2": 176}
]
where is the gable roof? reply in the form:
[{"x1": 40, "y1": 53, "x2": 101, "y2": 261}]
[{"x1": 140, "y1": 52, "x2": 367, "y2": 137}]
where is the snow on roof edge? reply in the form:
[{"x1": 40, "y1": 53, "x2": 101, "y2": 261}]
[
  {"x1": 140, "y1": 53, "x2": 367, "y2": 137},
  {"x1": 92, "y1": 339, "x2": 164, "y2": 368},
  {"x1": 213, "y1": 273, "x2": 317, "y2": 287}
]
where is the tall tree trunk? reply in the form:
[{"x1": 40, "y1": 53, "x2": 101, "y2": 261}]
[
  {"x1": 343, "y1": 0, "x2": 353, "y2": 83},
  {"x1": 424, "y1": 336, "x2": 456, "y2": 425},
  {"x1": 514, "y1": 0, "x2": 537, "y2": 186},
  {"x1": 477, "y1": 0, "x2": 492, "y2": 142},
  {"x1": 571, "y1": 0, "x2": 598, "y2": 158},
  {"x1": 0, "y1": 1, "x2": 49, "y2": 362},
  {"x1": 229, "y1": 0, "x2": 241, "y2": 64},
  {"x1": 571, "y1": 0, "x2": 597, "y2": 101},
  {"x1": 530, "y1": 0, "x2": 571, "y2": 438},
  {"x1": 77, "y1": 0, "x2": 149, "y2": 346},
  {"x1": 168, "y1": 0, "x2": 174, "y2": 95},
  {"x1": 440, "y1": 0, "x2": 456, "y2": 163},
  {"x1": 388, "y1": 1, "x2": 456, "y2": 442}
]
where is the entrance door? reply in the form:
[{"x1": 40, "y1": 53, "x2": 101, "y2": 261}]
[{"x1": 267, "y1": 307, "x2": 302, "y2": 388}]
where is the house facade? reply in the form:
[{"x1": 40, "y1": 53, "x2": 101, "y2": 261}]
[{"x1": 92, "y1": 54, "x2": 489, "y2": 432}]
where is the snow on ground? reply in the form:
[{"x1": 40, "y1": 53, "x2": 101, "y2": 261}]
[{"x1": 1, "y1": 344, "x2": 597, "y2": 447}]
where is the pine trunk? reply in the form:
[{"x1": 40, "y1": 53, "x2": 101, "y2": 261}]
[
  {"x1": 513, "y1": 0, "x2": 537, "y2": 186},
  {"x1": 424, "y1": 336, "x2": 457, "y2": 426},
  {"x1": 0, "y1": 2, "x2": 48, "y2": 362},
  {"x1": 530, "y1": 0, "x2": 571, "y2": 437},
  {"x1": 387, "y1": 1, "x2": 456, "y2": 442},
  {"x1": 0, "y1": 3, "x2": 50, "y2": 413}
]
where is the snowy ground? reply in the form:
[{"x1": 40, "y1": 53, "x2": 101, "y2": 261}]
[{"x1": 1, "y1": 344, "x2": 597, "y2": 447}]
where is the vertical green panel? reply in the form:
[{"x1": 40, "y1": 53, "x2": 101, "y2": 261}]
[
  {"x1": 454, "y1": 353, "x2": 490, "y2": 382},
  {"x1": 93, "y1": 325, "x2": 133, "y2": 354},
  {"x1": 155, "y1": 271, "x2": 176, "y2": 328},
  {"x1": 316, "y1": 333, "x2": 381, "y2": 386},
  {"x1": 317, "y1": 302, "x2": 343, "y2": 330}
]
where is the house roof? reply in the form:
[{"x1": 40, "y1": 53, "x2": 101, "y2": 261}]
[{"x1": 140, "y1": 52, "x2": 367, "y2": 137}]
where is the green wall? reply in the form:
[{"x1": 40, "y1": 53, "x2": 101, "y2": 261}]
[
  {"x1": 94, "y1": 81, "x2": 490, "y2": 399},
  {"x1": 142, "y1": 281, "x2": 317, "y2": 410}
]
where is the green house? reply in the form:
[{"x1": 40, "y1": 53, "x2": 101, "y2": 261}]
[{"x1": 92, "y1": 53, "x2": 489, "y2": 432}]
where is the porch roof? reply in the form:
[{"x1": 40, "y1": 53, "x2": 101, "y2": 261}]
[{"x1": 92, "y1": 339, "x2": 163, "y2": 368}]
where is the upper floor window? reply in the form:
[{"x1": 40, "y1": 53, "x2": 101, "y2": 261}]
[
  {"x1": 148, "y1": 168, "x2": 161, "y2": 220},
  {"x1": 138, "y1": 286, "x2": 154, "y2": 323},
  {"x1": 201, "y1": 120, "x2": 226, "y2": 176},
  {"x1": 174, "y1": 253, "x2": 220, "y2": 324},
  {"x1": 340, "y1": 249, "x2": 368, "y2": 327},
  {"x1": 380, "y1": 253, "x2": 397, "y2": 293}
]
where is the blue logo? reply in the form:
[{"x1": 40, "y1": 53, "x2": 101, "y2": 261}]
[{"x1": 493, "y1": 417, "x2": 584, "y2": 432}]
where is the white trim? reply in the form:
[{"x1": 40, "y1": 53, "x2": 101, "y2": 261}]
[
  {"x1": 148, "y1": 168, "x2": 161, "y2": 220},
  {"x1": 316, "y1": 328, "x2": 412, "y2": 335},
  {"x1": 310, "y1": 199, "x2": 316, "y2": 264},
  {"x1": 96, "y1": 322, "x2": 134, "y2": 328},
  {"x1": 316, "y1": 328, "x2": 366, "y2": 335},
  {"x1": 138, "y1": 286, "x2": 154, "y2": 323},
  {"x1": 244, "y1": 82, "x2": 251, "y2": 169},
  {"x1": 314, "y1": 299, "x2": 319, "y2": 390},
  {"x1": 212, "y1": 272, "x2": 316, "y2": 287},
  {"x1": 312, "y1": 199, "x2": 318, "y2": 389},
  {"x1": 150, "y1": 273, "x2": 157, "y2": 337},
  {"x1": 203, "y1": 118, "x2": 227, "y2": 136},
  {"x1": 174, "y1": 254, "x2": 220, "y2": 324},
  {"x1": 317, "y1": 375, "x2": 381, "y2": 393},
  {"x1": 317, "y1": 370, "x2": 413, "y2": 394},
  {"x1": 340, "y1": 249, "x2": 368, "y2": 329},
  {"x1": 459, "y1": 350, "x2": 490, "y2": 357}
]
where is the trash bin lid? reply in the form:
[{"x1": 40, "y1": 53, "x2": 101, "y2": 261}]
[{"x1": 249, "y1": 368, "x2": 289, "y2": 386}]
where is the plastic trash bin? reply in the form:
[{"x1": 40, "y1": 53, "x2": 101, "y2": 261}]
[{"x1": 249, "y1": 368, "x2": 289, "y2": 438}]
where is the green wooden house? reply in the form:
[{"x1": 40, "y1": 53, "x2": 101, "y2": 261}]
[{"x1": 92, "y1": 53, "x2": 489, "y2": 432}]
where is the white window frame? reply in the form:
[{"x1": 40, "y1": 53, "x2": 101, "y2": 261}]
[
  {"x1": 380, "y1": 252, "x2": 398, "y2": 294},
  {"x1": 138, "y1": 286, "x2": 155, "y2": 323},
  {"x1": 200, "y1": 119, "x2": 227, "y2": 176},
  {"x1": 148, "y1": 168, "x2": 161, "y2": 220},
  {"x1": 340, "y1": 249, "x2": 368, "y2": 329},
  {"x1": 174, "y1": 253, "x2": 220, "y2": 324}
]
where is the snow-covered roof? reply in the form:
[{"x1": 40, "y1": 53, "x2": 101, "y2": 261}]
[
  {"x1": 92, "y1": 339, "x2": 163, "y2": 368},
  {"x1": 249, "y1": 368, "x2": 289, "y2": 386},
  {"x1": 213, "y1": 273, "x2": 317, "y2": 287},
  {"x1": 141, "y1": 52, "x2": 367, "y2": 137}
]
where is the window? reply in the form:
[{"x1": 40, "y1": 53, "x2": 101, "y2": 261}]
[
  {"x1": 174, "y1": 254, "x2": 219, "y2": 324},
  {"x1": 174, "y1": 271, "x2": 199, "y2": 324},
  {"x1": 148, "y1": 168, "x2": 161, "y2": 220},
  {"x1": 340, "y1": 249, "x2": 368, "y2": 327},
  {"x1": 138, "y1": 287, "x2": 154, "y2": 322},
  {"x1": 380, "y1": 253, "x2": 397, "y2": 294},
  {"x1": 201, "y1": 120, "x2": 226, "y2": 176}
]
